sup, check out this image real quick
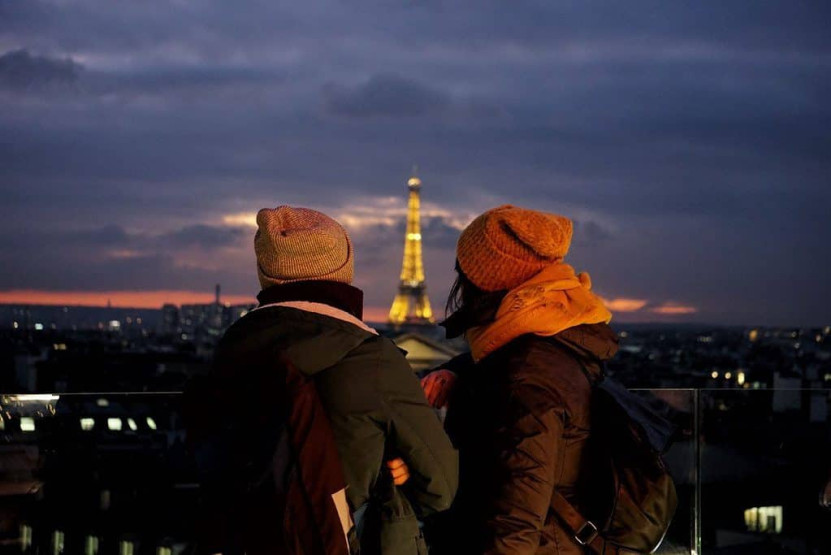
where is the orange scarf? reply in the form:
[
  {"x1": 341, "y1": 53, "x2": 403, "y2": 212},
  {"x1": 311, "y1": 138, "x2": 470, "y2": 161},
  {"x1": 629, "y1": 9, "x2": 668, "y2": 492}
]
[{"x1": 466, "y1": 263, "x2": 612, "y2": 362}]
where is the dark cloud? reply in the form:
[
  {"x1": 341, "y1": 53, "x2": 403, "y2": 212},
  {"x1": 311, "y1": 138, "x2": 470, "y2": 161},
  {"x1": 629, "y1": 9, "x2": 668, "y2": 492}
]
[
  {"x1": 3, "y1": 224, "x2": 247, "y2": 252},
  {"x1": 573, "y1": 220, "x2": 613, "y2": 246},
  {"x1": 323, "y1": 74, "x2": 450, "y2": 118},
  {"x1": 0, "y1": 49, "x2": 80, "y2": 92},
  {"x1": 159, "y1": 224, "x2": 249, "y2": 249},
  {"x1": 0, "y1": 223, "x2": 251, "y2": 291}
]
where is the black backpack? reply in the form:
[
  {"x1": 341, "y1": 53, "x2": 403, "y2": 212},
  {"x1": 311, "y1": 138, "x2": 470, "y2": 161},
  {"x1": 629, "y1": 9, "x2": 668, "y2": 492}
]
[
  {"x1": 183, "y1": 355, "x2": 355, "y2": 555},
  {"x1": 551, "y1": 350, "x2": 678, "y2": 555}
]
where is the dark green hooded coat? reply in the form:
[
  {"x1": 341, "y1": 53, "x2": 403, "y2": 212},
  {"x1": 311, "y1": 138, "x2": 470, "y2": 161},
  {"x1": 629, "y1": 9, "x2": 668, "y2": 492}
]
[{"x1": 214, "y1": 283, "x2": 458, "y2": 554}]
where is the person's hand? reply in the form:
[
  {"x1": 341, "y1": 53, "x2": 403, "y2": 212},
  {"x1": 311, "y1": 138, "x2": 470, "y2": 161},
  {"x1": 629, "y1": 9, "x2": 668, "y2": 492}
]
[
  {"x1": 420, "y1": 370, "x2": 457, "y2": 409},
  {"x1": 386, "y1": 458, "x2": 410, "y2": 486}
]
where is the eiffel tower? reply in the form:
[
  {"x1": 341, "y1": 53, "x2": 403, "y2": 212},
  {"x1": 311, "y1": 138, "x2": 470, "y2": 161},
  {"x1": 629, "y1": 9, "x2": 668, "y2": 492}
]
[{"x1": 388, "y1": 169, "x2": 435, "y2": 326}]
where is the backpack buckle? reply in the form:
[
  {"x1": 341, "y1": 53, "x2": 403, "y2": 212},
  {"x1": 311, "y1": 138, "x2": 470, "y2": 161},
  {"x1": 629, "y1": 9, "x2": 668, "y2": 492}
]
[{"x1": 574, "y1": 520, "x2": 599, "y2": 546}]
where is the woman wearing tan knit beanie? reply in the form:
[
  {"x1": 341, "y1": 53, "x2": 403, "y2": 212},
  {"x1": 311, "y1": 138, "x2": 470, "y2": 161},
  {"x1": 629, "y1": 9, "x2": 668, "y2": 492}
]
[
  {"x1": 422, "y1": 205, "x2": 619, "y2": 555},
  {"x1": 199, "y1": 206, "x2": 458, "y2": 555}
]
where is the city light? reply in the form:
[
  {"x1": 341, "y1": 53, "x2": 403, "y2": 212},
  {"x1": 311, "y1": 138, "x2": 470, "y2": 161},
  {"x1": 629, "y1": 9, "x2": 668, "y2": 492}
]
[
  {"x1": 34, "y1": 323, "x2": 44, "y2": 331},
  {"x1": 4, "y1": 394, "x2": 60, "y2": 403},
  {"x1": 737, "y1": 371, "x2": 746, "y2": 386},
  {"x1": 725, "y1": 372, "x2": 732, "y2": 380},
  {"x1": 107, "y1": 418, "x2": 123, "y2": 431},
  {"x1": 80, "y1": 418, "x2": 95, "y2": 431},
  {"x1": 127, "y1": 418, "x2": 138, "y2": 431},
  {"x1": 711, "y1": 371, "x2": 719, "y2": 379},
  {"x1": 146, "y1": 417, "x2": 158, "y2": 430},
  {"x1": 19, "y1": 417, "x2": 36, "y2": 432}
]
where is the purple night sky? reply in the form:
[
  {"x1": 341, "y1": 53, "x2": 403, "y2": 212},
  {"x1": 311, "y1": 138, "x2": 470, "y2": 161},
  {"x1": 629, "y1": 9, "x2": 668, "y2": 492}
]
[{"x1": 1, "y1": 1, "x2": 829, "y2": 325}]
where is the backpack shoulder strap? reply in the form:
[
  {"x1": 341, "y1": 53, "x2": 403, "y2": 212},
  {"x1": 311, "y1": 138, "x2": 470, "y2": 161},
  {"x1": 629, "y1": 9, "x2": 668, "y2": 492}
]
[
  {"x1": 545, "y1": 338, "x2": 627, "y2": 554},
  {"x1": 283, "y1": 357, "x2": 353, "y2": 555},
  {"x1": 551, "y1": 492, "x2": 626, "y2": 555}
]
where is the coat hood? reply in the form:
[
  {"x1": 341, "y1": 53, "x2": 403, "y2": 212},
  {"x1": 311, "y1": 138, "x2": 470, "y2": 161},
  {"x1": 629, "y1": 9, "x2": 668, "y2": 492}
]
[{"x1": 216, "y1": 305, "x2": 376, "y2": 376}]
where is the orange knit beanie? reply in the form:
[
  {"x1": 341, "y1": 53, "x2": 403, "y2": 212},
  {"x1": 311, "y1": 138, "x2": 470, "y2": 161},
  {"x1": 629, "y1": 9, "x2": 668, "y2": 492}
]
[
  {"x1": 457, "y1": 205, "x2": 573, "y2": 292},
  {"x1": 255, "y1": 206, "x2": 354, "y2": 288}
]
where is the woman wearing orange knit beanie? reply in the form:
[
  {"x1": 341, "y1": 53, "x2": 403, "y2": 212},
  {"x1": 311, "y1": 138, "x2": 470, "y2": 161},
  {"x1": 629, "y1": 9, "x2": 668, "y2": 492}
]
[{"x1": 423, "y1": 205, "x2": 619, "y2": 555}]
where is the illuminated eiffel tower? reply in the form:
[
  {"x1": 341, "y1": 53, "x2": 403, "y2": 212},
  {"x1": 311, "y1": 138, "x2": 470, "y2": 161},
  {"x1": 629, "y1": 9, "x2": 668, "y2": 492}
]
[{"x1": 388, "y1": 169, "x2": 435, "y2": 326}]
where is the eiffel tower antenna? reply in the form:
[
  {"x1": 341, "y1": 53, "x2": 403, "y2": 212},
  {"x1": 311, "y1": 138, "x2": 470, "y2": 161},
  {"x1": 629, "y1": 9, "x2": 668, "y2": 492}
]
[{"x1": 388, "y1": 167, "x2": 434, "y2": 326}]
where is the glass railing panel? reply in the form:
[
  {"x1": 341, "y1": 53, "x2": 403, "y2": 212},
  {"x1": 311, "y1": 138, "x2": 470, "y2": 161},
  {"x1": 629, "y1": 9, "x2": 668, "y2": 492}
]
[
  {"x1": 0, "y1": 393, "x2": 192, "y2": 554},
  {"x1": 8, "y1": 389, "x2": 825, "y2": 554},
  {"x1": 639, "y1": 389, "x2": 699, "y2": 555},
  {"x1": 698, "y1": 388, "x2": 831, "y2": 555}
]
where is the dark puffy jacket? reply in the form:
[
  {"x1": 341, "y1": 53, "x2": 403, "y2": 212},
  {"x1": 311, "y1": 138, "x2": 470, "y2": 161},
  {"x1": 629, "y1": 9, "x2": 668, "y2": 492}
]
[
  {"x1": 214, "y1": 282, "x2": 458, "y2": 554},
  {"x1": 427, "y1": 324, "x2": 618, "y2": 555}
]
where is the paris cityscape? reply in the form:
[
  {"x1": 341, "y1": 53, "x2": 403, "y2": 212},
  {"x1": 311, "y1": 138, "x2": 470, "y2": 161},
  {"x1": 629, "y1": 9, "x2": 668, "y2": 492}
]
[
  {"x1": 0, "y1": 174, "x2": 829, "y2": 554},
  {"x1": 2, "y1": 0, "x2": 830, "y2": 553}
]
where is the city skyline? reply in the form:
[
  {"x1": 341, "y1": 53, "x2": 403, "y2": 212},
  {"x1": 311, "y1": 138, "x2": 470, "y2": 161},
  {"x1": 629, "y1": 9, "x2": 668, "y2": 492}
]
[{"x1": 1, "y1": 1, "x2": 829, "y2": 327}]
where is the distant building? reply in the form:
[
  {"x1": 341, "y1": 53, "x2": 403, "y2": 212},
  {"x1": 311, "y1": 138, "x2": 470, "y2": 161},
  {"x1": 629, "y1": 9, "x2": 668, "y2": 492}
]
[
  {"x1": 160, "y1": 304, "x2": 179, "y2": 335},
  {"x1": 158, "y1": 286, "x2": 255, "y2": 347},
  {"x1": 392, "y1": 332, "x2": 460, "y2": 373},
  {"x1": 388, "y1": 169, "x2": 435, "y2": 327}
]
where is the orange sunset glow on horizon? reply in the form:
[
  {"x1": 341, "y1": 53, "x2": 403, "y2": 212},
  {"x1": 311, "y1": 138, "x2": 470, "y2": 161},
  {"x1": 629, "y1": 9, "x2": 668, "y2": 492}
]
[
  {"x1": 0, "y1": 290, "x2": 257, "y2": 309},
  {"x1": 0, "y1": 291, "x2": 699, "y2": 323}
]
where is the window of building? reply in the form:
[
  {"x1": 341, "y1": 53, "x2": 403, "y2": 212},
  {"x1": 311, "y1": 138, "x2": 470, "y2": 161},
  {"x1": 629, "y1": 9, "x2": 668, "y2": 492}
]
[
  {"x1": 85, "y1": 535, "x2": 100, "y2": 555},
  {"x1": 820, "y1": 480, "x2": 831, "y2": 509},
  {"x1": 744, "y1": 506, "x2": 783, "y2": 533},
  {"x1": 51, "y1": 530, "x2": 65, "y2": 555},
  {"x1": 20, "y1": 417, "x2": 36, "y2": 432},
  {"x1": 20, "y1": 524, "x2": 32, "y2": 550}
]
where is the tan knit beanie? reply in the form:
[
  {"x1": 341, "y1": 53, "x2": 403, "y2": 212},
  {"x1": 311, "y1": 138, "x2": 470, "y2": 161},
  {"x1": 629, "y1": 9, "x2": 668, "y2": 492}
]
[
  {"x1": 457, "y1": 205, "x2": 573, "y2": 292},
  {"x1": 255, "y1": 206, "x2": 354, "y2": 288}
]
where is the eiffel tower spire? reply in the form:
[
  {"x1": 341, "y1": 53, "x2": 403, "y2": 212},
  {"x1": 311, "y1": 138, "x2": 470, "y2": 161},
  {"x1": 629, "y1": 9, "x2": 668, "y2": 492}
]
[{"x1": 388, "y1": 168, "x2": 434, "y2": 326}]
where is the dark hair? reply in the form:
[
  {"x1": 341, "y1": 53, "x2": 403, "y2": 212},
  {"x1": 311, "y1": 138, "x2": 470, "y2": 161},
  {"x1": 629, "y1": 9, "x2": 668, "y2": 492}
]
[{"x1": 443, "y1": 261, "x2": 507, "y2": 336}]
